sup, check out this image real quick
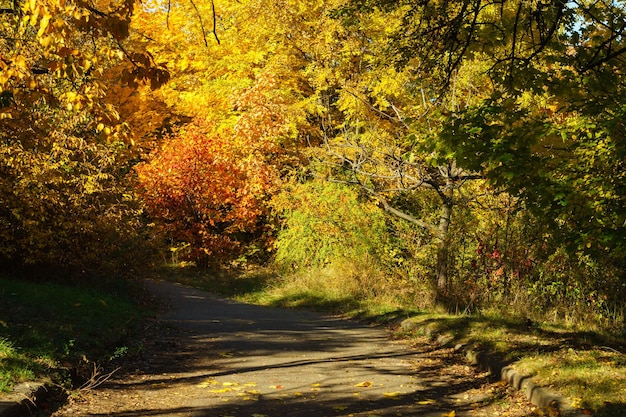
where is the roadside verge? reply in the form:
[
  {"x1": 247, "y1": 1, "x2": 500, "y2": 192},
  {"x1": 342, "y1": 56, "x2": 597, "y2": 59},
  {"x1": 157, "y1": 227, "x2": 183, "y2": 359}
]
[{"x1": 400, "y1": 318, "x2": 591, "y2": 417}]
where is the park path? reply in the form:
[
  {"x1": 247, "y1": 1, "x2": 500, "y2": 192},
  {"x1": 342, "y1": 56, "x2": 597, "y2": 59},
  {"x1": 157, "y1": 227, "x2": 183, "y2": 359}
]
[{"x1": 51, "y1": 280, "x2": 537, "y2": 417}]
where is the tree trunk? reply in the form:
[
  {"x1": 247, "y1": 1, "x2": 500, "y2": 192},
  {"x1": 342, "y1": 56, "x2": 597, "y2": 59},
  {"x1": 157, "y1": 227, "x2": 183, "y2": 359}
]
[
  {"x1": 435, "y1": 169, "x2": 456, "y2": 298},
  {"x1": 436, "y1": 199, "x2": 452, "y2": 292}
]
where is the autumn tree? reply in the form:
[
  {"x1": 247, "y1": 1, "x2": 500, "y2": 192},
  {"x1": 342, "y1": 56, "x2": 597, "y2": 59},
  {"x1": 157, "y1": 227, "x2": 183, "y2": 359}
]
[
  {"x1": 253, "y1": 1, "x2": 491, "y2": 296},
  {"x1": 324, "y1": 0, "x2": 626, "y2": 319},
  {"x1": 337, "y1": 0, "x2": 626, "y2": 256},
  {"x1": 134, "y1": 121, "x2": 281, "y2": 265},
  {"x1": 127, "y1": 0, "x2": 318, "y2": 264},
  {"x1": 0, "y1": 0, "x2": 170, "y2": 278}
]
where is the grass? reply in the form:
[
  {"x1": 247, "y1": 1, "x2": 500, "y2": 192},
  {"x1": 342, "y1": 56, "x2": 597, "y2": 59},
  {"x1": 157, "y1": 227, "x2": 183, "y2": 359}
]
[
  {"x1": 161, "y1": 263, "x2": 626, "y2": 417},
  {"x1": 398, "y1": 313, "x2": 626, "y2": 416},
  {"x1": 0, "y1": 276, "x2": 147, "y2": 393},
  {"x1": 0, "y1": 338, "x2": 36, "y2": 392}
]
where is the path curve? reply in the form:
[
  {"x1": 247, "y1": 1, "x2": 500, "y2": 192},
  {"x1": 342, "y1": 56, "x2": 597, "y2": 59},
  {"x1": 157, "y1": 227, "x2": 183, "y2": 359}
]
[{"x1": 52, "y1": 280, "x2": 538, "y2": 417}]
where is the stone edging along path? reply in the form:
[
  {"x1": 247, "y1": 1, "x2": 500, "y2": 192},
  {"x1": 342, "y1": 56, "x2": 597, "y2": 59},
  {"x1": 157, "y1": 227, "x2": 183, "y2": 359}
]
[
  {"x1": 399, "y1": 319, "x2": 590, "y2": 417},
  {"x1": 0, "y1": 382, "x2": 48, "y2": 417}
]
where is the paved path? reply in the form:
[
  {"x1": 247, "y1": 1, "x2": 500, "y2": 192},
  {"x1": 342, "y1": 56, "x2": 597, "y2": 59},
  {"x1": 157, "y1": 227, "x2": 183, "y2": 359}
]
[{"x1": 51, "y1": 280, "x2": 536, "y2": 417}]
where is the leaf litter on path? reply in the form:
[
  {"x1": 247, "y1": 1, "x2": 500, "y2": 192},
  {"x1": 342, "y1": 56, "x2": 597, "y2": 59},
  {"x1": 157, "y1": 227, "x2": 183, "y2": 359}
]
[{"x1": 48, "y1": 282, "x2": 545, "y2": 417}]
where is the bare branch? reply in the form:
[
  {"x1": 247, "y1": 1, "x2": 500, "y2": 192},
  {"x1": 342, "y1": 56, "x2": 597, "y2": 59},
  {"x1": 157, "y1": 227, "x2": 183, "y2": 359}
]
[
  {"x1": 187, "y1": 0, "x2": 220, "y2": 46},
  {"x1": 211, "y1": 0, "x2": 220, "y2": 45},
  {"x1": 189, "y1": 0, "x2": 209, "y2": 47}
]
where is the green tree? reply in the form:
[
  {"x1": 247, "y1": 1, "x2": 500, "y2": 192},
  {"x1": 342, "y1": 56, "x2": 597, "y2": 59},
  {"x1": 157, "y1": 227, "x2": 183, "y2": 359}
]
[
  {"x1": 336, "y1": 0, "x2": 626, "y2": 256},
  {"x1": 286, "y1": 3, "x2": 493, "y2": 296}
]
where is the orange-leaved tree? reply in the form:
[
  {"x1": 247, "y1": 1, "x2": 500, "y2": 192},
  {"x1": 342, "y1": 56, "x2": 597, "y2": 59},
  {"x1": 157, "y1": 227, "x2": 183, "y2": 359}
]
[{"x1": 135, "y1": 120, "x2": 282, "y2": 265}]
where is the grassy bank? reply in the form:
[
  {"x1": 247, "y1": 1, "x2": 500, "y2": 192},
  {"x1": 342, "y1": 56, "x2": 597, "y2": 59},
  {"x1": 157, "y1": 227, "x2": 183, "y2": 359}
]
[
  {"x1": 163, "y1": 264, "x2": 626, "y2": 417},
  {"x1": 0, "y1": 276, "x2": 147, "y2": 393},
  {"x1": 398, "y1": 314, "x2": 625, "y2": 417}
]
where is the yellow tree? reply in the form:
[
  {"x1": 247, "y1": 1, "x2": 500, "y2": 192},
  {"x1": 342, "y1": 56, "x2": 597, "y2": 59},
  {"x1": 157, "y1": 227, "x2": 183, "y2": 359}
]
[
  {"x1": 0, "y1": 0, "x2": 170, "y2": 278},
  {"x1": 129, "y1": 0, "x2": 316, "y2": 262}
]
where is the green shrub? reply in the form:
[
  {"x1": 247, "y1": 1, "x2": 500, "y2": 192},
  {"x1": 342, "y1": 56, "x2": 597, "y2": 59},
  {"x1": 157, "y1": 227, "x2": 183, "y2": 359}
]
[{"x1": 271, "y1": 179, "x2": 396, "y2": 270}]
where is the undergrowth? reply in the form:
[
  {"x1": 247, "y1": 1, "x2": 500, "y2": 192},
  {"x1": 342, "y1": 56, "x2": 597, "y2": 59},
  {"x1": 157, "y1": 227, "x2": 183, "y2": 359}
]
[{"x1": 0, "y1": 276, "x2": 147, "y2": 392}]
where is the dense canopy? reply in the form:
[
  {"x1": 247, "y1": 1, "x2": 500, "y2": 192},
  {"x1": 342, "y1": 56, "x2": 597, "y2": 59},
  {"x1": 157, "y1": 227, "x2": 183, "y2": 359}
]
[{"x1": 1, "y1": 0, "x2": 624, "y2": 329}]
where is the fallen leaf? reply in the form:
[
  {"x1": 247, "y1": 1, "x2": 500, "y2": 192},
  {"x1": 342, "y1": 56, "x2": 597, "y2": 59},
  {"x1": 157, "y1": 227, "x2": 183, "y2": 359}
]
[
  {"x1": 218, "y1": 351, "x2": 234, "y2": 358},
  {"x1": 222, "y1": 382, "x2": 239, "y2": 387},
  {"x1": 354, "y1": 381, "x2": 372, "y2": 388},
  {"x1": 570, "y1": 397, "x2": 583, "y2": 408},
  {"x1": 197, "y1": 379, "x2": 219, "y2": 388},
  {"x1": 441, "y1": 411, "x2": 455, "y2": 417},
  {"x1": 333, "y1": 406, "x2": 348, "y2": 411},
  {"x1": 383, "y1": 392, "x2": 401, "y2": 398},
  {"x1": 269, "y1": 385, "x2": 284, "y2": 389},
  {"x1": 417, "y1": 399, "x2": 436, "y2": 405}
]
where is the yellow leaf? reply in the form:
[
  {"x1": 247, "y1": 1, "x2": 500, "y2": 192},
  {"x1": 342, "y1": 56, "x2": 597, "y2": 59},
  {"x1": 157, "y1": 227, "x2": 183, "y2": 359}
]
[
  {"x1": 179, "y1": 56, "x2": 189, "y2": 71},
  {"x1": 441, "y1": 411, "x2": 456, "y2": 417},
  {"x1": 570, "y1": 397, "x2": 583, "y2": 408},
  {"x1": 222, "y1": 382, "x2": 239, "y2": 387},
  {"x1": 15, "y1": 56, "x2": 28, "y2": 71},
  {"x1": 354, "y1": 381, "x2": 372, "y2": 387},
  {"x1": 28, "y1": 3, "x2": 39, "y2": 24},
  {"x1": 383, "y1": 392, "x2": 401, "y2": 398},
  {"x1": 37, "y1": 13, "x2": 50, "y2": 37},
  {"x1": 417, "y1": 399, "x2": 436, "y2": 405},
  {"x1": 197, "y1": 379, "x2": 218, "y2": 388}
]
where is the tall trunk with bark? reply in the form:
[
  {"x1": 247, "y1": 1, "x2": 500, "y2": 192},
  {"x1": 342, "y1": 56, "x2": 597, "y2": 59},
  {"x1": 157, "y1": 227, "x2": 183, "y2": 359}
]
[
  {"x1": 435, "y1": 174, "x2": 455, "y2": 296},
  {"x1": 436, "y1": 201, "x2": 452, "y2": 292}
]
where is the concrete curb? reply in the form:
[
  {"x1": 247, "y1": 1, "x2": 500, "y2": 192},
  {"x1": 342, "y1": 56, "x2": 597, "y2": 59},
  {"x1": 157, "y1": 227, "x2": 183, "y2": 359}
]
[
  {"x1": 0, "y1": 382, "x2": 47, "y2": 417},
  {"x1": 400, "y1": 319, "x2": 590, "y2": 417},
  {"x1": 464, "y1": 348, "x2": 588, "y2": 417}
]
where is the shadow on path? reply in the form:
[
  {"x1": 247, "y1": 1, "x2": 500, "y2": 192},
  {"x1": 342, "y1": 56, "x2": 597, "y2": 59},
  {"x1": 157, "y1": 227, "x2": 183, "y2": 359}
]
[{"x1": 52, "y1": 280, "x2": 538, "y2": 417}]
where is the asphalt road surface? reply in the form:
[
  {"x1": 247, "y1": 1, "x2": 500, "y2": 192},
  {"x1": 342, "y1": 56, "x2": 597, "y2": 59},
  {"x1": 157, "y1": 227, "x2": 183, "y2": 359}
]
[{"x1": 51, "y1": 280, "x2": 539, "y2": 417}]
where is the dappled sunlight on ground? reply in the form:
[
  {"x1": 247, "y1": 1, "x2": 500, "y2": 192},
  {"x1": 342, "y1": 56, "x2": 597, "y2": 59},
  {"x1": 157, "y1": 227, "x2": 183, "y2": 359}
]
[{"x1": 51, "y1": 281, "x2": 541, "y2": 417}]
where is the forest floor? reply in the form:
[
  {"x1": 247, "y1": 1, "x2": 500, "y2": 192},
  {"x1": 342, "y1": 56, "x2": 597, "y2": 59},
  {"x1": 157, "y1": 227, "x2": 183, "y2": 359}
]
[{"x1": 48, "y1": 280, "x2": 542, "y2": 417}]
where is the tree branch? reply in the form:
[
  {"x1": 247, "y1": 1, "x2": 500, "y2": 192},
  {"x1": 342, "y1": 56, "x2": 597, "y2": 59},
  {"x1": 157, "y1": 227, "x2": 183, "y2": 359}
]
[
  {"x1": 326, "y1": 176, "x2": 442, "y2": 237},
  {"x1": 211, "y1": 0, "x2": 220, "y2": 45}
]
